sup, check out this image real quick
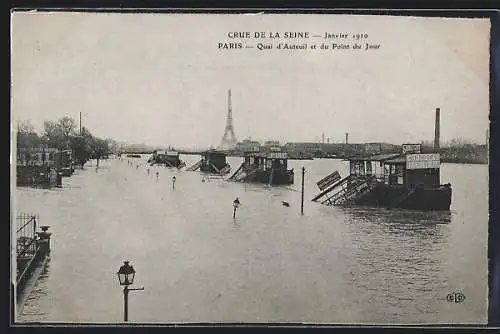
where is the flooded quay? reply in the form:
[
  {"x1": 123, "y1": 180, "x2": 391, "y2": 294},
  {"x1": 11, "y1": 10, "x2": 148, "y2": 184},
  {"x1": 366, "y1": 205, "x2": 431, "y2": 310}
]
[{"x1": 14, "y1": 155, "x2": 488, "y2": 324}]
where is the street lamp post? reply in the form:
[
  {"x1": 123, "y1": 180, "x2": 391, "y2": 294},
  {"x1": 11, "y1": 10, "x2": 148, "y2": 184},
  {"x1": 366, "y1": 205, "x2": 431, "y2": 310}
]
[{"x1": 117, "y1": 261, "x2": 144, "y2": 322}]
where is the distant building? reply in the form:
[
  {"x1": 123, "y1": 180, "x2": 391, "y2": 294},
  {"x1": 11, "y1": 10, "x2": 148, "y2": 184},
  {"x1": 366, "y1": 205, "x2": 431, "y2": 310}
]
[
  {"x1": 16, "y1": 147, "x2": 73, "y2": 186},
  {"x1": 364, "y1": 142, "x2": 399, "y2": 155},
  {"x1": 264, "y1": 140, "x2": 280, "y2": 147},
  {"x1": 235, "y1": 139, "x2": 261, "y2": 152},
  {"x1": 17, "y1": 147, "x2": 72, "y2": 169}
]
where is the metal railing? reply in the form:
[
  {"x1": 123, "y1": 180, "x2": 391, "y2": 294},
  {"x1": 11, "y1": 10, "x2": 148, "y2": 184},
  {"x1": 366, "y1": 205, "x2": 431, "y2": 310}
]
[{"x1": 16, "y1": 213, "x2": 38, "y2": 261}]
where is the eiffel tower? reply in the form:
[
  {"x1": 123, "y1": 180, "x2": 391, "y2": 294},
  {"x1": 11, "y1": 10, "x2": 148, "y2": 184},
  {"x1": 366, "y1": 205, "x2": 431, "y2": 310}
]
[{"x1": 219, "y1": 89, "x2": 237, "y2": 150}]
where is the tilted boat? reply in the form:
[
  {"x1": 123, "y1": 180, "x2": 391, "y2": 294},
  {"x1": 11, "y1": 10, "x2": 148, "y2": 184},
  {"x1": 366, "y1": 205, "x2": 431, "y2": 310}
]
[
  {"x1": 312, "y1": 108, "x2": 452, "y2": 211},
  {"x1": 148, "y1": 150, "x2": 185, "y2": 168},
  {"x1": 312, "y1": 149, "x2": 452, "y2": 211}
]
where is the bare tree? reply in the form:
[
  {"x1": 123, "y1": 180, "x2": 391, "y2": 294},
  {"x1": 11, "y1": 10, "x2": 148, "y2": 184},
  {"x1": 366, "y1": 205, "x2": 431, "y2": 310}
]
[
  {"x1": 17, "y1": 119, "x2": 42, "y2": 149},
  {"x1": 43, "y1": 117, "x2": 77, "y2": 149}
]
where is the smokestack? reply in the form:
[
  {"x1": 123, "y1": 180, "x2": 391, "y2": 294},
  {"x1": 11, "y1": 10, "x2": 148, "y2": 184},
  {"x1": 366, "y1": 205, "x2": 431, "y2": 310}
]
[
  {"x1": 434, "y1": 108, "x2": 440, "y2": 151},
  {"x1": 322, "y1": 133, "x2": 325, "y2": 144},
  {"x1": 345, "y1": 133, "x2": 349, "y2": 145}
]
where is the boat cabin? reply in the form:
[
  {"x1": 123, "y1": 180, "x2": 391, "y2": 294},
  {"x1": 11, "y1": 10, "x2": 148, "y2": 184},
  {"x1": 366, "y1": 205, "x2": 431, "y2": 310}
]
[
  {"x1": 230, "y1": 146, "x2": 293, "y2": 185},
  {"x1": 149, "y1": 150, "x2": 183, "y2": 167},
  {"x1": 201, "y1": 150, "x2": 230, "y2": 174},
  {"x1": 348, "y1": 144, "x2": 441, "y2": 187},
  {"x1": 244, "y1": 147, "x2": 289, "y2": 172}
]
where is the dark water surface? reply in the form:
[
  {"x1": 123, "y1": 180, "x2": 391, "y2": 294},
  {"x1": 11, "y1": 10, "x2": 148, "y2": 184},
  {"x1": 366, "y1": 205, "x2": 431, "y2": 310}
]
[{"x1": 14, "y1": 156, "x2": 488, "y2": 324}]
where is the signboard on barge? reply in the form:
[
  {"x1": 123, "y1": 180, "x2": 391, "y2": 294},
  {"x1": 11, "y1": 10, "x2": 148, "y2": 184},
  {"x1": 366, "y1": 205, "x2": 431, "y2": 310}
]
[
  {"x1": 406, "y1": 153, "x2": 440, "y2": 169},
  {"x1": 402, "y1": 144, "x2": 421, "y2": 154},
  {"x1": 268, "y1": 152, "x2": 287, "y2": 159}
]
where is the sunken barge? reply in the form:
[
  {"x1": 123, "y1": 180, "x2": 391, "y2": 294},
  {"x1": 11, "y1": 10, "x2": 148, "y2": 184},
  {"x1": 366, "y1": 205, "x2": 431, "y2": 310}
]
[
  {"x1": 148, "y1": 150, "x2": 186, "y2": 168},
  {"x1": 312, "y1": 108, "x2": 452, "y2": 211},
  {"x1": 186, "y1": 150, "x2": 231, "y2": 175},
  {"x1": 229, "y1": 147, "x2": 294, "y2": 185}
]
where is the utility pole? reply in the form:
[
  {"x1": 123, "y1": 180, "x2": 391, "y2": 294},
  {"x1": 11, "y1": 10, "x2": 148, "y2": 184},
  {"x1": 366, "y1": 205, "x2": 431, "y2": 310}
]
[
  {"x1": 301, "y1": 167, "x2": 305, "y2": 215},
  {"x1": 79, "y1": 112, "x2": 82, "y2": 135}
]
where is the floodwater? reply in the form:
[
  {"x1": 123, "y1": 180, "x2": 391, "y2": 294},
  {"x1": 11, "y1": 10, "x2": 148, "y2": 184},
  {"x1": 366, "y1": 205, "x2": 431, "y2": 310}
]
[{"x1": 14, "y1": 156, "x2": 488, "y2": 324}]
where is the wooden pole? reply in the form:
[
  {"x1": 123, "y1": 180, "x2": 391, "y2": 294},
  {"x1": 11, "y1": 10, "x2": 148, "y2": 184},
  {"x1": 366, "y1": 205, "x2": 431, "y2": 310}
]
[{"x1": 301, "y1": 167, "x2": 305, "y2": 215}]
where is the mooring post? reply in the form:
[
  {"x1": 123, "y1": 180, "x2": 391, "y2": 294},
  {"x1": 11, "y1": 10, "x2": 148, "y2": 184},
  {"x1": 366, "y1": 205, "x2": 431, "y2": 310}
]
[
  {"x1": 301, "y1": 167, "x2": 305, "y2": 215},
  {"x1": 36, "y1": 225, "x2": 52, "y2": 256},
  {"x1": 56, "y1": 172, "x2": 62, "y2": 187}
]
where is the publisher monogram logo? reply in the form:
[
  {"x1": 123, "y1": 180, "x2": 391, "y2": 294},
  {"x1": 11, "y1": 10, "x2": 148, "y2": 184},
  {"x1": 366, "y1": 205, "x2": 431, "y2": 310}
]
[{"x1": 446, "y1": 292, "x2": 466, "y2": 304}]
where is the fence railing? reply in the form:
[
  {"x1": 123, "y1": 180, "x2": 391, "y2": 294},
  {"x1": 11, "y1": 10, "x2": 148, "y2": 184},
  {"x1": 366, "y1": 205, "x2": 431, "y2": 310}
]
[{"x1": 16, "y1": 213, "x2": 40, "y2": 280}]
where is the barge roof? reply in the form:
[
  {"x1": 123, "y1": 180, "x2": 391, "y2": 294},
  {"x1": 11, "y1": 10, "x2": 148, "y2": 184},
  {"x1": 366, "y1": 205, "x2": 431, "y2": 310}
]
[
  {"x1": 348, "y1": 153, "x2": 401, "y2": 162},
  {"x1": 384, "y1": 156, "x2": 407, "y2": 164}
]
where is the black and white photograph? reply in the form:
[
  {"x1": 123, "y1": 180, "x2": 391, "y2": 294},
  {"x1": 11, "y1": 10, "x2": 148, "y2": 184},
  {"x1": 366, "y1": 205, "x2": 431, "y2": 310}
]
[{"x1": 11, "y1": 11, "x2": 491, "y2": 325}]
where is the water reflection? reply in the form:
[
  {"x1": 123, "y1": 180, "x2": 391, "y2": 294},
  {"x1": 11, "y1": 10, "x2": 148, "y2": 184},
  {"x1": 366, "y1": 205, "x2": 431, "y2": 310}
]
[{"x1": 340, "y1": 207, "x2": 452, "y2": 323}]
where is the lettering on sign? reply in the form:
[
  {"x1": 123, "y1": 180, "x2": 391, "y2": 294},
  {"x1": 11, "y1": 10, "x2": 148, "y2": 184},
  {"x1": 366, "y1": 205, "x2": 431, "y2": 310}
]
[
  {"x1": 406, "y1": 153, "x2": 440, "y2": 169},
  {"x1": 402, "y1": 144, "x2": 421, "y2": 154},
  {"x1": 268, "y1": 152, "x2": 287, "y2": 159}
]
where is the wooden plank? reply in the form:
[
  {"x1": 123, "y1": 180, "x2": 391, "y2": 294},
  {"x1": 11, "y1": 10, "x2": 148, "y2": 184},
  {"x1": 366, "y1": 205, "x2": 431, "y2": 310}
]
[
  {"x1": 316, "y1": 171, "x2": 341, "y2": 190},
  {"x1": 312, "y1": 174, "x2": 350, "y2": 202}
]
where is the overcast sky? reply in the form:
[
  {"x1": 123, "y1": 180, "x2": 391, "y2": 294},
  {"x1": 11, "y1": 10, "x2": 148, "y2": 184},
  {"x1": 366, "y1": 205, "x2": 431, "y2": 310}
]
[{"x1": 11, "y1": 12, "x2": 490, "y2": 149}]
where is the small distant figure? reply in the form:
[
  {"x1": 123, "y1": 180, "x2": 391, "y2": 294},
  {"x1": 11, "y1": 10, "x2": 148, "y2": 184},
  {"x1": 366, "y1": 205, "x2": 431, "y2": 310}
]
[
  {"x1": 156, "y1": 171, "x2": 159, "y2": 180},
  {"x1": 147, "y1": 168, "x2": 150, "y2": 175},
  {"x1": 136, "y1": 164, "x2": 139, "y2": 170},
  {"x1": 281, "y1": 201, "x2": 290, "y2": 207},
  {"x1": 202, "y1": 178, "x2": 205, "y2": 183},
  {"x1": 233, "y1": 197, "x2": 240, "y2": 219},
  {"x1": 172, "y1": 176, "x2": 176, "y2": 189}
]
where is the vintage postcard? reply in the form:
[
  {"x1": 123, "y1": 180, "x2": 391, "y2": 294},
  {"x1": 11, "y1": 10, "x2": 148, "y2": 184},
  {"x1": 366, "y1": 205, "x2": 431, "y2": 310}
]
[{"x1": 11, "y1": 11, "x2": 491, "y2": 325}]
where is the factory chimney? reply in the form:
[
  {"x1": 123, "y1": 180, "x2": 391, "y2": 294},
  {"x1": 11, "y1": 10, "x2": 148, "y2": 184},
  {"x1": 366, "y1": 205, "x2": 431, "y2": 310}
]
[
  {"x1": 345, "y1": 133, "x2": 349, "y2": 145},
  {"x1": 434, "y1": 108, "x2": 440, "y2": 151}
]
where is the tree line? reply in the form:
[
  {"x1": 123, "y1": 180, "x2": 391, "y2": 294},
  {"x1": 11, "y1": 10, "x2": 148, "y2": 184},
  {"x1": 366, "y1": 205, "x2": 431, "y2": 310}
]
[{"x1": 16, "y1": 116, "x2": 119, "y2": 167}]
